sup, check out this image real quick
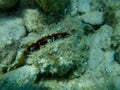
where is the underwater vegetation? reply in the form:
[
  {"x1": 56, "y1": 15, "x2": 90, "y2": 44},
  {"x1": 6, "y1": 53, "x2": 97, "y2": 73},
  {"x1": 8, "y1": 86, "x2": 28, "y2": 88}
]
[
  {"x1": 0, "y1": 0, "x2": 70, "y2": 15},
  {"x1": 35, "y1": 0, "x2": 70, "y2": 14},
  {"x1": 0, "y1": 0, "x2": 18, "y2": 10}
]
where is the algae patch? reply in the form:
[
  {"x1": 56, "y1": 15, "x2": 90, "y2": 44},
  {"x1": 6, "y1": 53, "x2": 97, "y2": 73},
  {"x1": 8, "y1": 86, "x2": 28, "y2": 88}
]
[{"x1": 35, "y1": 0, "x2": 70, "y2": 14}]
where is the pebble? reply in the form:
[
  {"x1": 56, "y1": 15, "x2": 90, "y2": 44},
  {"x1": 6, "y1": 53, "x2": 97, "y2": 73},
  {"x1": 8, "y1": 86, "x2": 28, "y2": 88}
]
[
  {"x1": 0, "y1": 17, "x2": 26, "y2": 49},
  {"x1": 81, "y1": 11, "x2": 104, "y2": 25},
  {"x1": 0, "y1": 65, "x2": 39, "y2": 89}
]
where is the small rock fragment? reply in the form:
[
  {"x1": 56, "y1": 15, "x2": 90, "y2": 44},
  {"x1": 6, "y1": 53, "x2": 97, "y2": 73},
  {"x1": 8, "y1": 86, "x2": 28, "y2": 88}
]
[
  {"x1": 81, "y1": 11, "x2": 104, "y2": 25},
  {"x1": 0, "y1": 17, "x2": 26, "y2": 49},
  {"x1": 0, "y1": 65, "x2": 39, "y2": 89}
]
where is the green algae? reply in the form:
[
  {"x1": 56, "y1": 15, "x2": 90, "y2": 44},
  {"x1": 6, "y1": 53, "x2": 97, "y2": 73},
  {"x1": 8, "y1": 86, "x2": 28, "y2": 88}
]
[
  {"x1": 0, "y1": 0, "x2": 18, "y2": 10},
  {"x1": 35, "y1": 0, "x2": 70, "y2": 14}
]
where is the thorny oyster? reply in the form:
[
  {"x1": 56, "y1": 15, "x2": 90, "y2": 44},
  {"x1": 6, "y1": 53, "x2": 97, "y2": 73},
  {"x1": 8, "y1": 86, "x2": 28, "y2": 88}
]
[
  {"x1": 25, "y1": 32, "x2": 88, "y2": 77},
  {"x1": 9, "y1": 31, "x2": 88, "y2": 78}
]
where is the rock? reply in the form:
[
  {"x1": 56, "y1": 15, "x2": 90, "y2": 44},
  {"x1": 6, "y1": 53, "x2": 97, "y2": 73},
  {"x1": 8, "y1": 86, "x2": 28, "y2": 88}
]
[
  {"x1": 0, "y1": 0, "x2": 18, "y2": 10},
  {"x1": 23, "y1": 9, "x2": 45, "y2": 33},
  {"x1": 88, "y1": 25, "x2": 113, "y2": 69},
  {"x1": 77, "y1": 0, "x2": 91, "y2": 13},
  {"x1": 0, "y1": 17, "x2": 26, "y2": 49},
  {"x1": 0, "y1": 16, "x2": 26, "y2": 71},
  {"x1": 0, "y1": 65, "x2": 39, "y2": 89},
  {"x1": 70, "y1": 0, "x2": 91, "y2": 16},
  {"x1": 81, "y1": 11, "x2": 104, "y2": 25}
]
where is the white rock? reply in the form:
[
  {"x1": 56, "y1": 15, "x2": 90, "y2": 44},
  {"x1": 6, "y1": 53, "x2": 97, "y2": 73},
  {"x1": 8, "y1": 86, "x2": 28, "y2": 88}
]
[
  {"x1": 0, "y1": 65, "x2": 39, "y2": 89},
  {"x1": 0, "y1": 17, "x2": 26, "y2": 49},
  {"x1": 23, "y1": 9, "x2": 45, "y2": 33},
  {"x1": 78, "y1": 0, "x2": 91, "y2": 13},
  {"x1": 70, "y1": 0, "x2": 91, "y2": 15},
  {"x1": 81, "y1": 11, "x2": 104, "y2": 25}
]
